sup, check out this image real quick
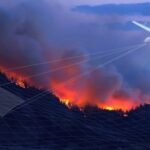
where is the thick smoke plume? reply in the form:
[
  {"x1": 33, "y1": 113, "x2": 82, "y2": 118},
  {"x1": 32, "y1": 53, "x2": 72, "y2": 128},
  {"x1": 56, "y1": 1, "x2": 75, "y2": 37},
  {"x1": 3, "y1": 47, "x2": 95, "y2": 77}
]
[{"x1": 0, "y1": 0, "x2": 149, "y2": 111}]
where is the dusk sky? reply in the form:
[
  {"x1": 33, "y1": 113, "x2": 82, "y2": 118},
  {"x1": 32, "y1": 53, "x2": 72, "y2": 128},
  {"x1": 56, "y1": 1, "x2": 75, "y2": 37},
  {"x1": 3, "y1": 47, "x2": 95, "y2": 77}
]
[
  {"x1": 0, "y1": 1, "x2": 150, "y2": 149},
  {"x1": 57, "y1": 0, "x2": 149, "y2": 6}
]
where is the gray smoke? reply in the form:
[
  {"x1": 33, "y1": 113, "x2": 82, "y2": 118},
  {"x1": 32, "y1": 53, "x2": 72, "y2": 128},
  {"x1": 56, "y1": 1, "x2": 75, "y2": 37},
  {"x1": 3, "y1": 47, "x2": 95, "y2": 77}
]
[{"x1": 0, "y1": 0, "x2": 149, "y2": 109}]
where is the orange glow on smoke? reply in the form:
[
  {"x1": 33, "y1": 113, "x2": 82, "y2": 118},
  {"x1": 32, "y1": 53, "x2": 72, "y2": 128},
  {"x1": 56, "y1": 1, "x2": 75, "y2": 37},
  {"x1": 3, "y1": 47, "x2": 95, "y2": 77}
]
[
  {"x1": 50, "y1": 79, "x2": 140, "y2": 112},
  {"x1": 0, "y1": 66, "x2": 142, "y2": 112},
  {"x1": 0, "y1": 67, "x2": 26, "y2": 88},
  {"x1": 99, "y1": 97, "x2": 140, "y2": 112}
]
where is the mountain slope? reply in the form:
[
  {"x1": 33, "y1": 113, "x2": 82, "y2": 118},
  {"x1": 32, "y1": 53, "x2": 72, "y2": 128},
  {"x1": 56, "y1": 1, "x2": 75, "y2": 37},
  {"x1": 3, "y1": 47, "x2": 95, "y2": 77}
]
[{"x1": 0, "y1": 73, "x2": 150, "y2": 150}]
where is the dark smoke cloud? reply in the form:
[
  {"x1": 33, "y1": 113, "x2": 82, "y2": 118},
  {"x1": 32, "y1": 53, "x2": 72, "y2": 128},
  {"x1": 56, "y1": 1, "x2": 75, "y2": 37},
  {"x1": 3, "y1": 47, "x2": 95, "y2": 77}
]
[{"x1": 0, "y1": 0, "x2": 149, "y2": 106}]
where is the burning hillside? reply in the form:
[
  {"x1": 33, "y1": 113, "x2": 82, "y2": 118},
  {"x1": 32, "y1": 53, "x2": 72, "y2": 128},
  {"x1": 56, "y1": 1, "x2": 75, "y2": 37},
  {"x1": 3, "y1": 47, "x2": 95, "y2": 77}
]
[
  {"x1": 1, "y1": 70, "x2": 150, "y2": 149},
  {"x1": 0, "y1": 0, "x2": 149, "y2": 113},
  {"x1": 0, "y1": 64, "x2": 145, "y2": 112}
]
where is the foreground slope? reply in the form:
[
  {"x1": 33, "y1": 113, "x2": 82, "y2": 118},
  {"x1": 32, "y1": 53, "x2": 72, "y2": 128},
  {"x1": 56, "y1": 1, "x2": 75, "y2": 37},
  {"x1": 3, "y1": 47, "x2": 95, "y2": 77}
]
[{"x1": 0, "y1": 73, "x2": 150, "y2": 150}]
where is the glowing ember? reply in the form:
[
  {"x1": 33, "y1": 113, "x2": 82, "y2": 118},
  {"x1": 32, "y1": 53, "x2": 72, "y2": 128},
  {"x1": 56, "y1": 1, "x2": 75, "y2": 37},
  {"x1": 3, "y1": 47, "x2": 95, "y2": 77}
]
[
  {"x1": 60, "y1": 98, "x2": 72, "y2": 108},
  {"x1": 104, "y1": 106, "x2": 114, "y2": 111},
  {"x1": 0, "y1": 67, "x2": 26, "y2": 88},
  {"x1": 15, "y1": 80, "x2": 26, "y2": 88}
]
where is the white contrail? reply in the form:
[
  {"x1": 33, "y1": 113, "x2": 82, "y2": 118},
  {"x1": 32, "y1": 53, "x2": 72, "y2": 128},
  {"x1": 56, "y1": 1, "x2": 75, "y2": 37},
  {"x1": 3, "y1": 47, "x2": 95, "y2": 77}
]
[{"x1": 132, "y1": 21, "x2": 150, "y2": 32}]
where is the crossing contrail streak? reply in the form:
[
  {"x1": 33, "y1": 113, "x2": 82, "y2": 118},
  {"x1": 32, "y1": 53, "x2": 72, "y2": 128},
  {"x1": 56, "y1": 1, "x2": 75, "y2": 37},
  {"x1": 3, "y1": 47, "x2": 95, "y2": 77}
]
[
  {"x1": 4, "y1": 43, "x2": 142, "y2": 72},
  {"x1": 6, "y1": 44, "x2": 146, "y2": 115},
  {"x1": 51, "y1": 44, "x2": 146, "y2": 90},
  {"x1": 0, "y1": 44, "x2": 143, "y2": 87}
]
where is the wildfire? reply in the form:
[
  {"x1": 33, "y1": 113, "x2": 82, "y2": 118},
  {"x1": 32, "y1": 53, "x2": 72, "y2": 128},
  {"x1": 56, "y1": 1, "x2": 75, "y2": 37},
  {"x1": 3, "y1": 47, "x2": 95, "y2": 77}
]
[
  {"x1": 99, "y1": 97, "x2": 140, "y2": 112},
  {"x1": 15, "y1": 80, "x2": 26, "y2": 88},
  {"x1": 0, "y1": 67, "x2": 26, "y2": 88},
  {"x1": 47, "y1": 77, "x2": 142, "y2": 112},
  {"x1": 60, "y1": 98, "x2": 72, "y2": 108},
  {"x1": 0, "y1": 67, "x2": 143, "y2": 113},
  {"x1": 104, "y1": 106, "x2": 114, "y2": 111}
]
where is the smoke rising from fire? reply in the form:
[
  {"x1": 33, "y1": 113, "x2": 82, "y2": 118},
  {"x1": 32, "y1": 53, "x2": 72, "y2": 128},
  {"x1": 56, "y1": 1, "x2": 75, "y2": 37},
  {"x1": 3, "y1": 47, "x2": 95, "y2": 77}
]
[{"x1": 0, "y1": 0, "x2": 149, "y2": 111}]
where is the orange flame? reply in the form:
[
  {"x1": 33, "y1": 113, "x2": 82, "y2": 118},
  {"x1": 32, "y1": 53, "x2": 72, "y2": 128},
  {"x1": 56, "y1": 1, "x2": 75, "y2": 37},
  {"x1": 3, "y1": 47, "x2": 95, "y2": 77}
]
[
  {"x1": 50, "y1": 80, "x2": 141, "y2": 112},
  {"x1": 99, "y1": 97, "x2": 140, "y2": 112},
  {"x1": 0, "y1": 66, "x2": 144, "y2": 112},
  {"x1": 15, "y1": 79, "x2": 26, "y2": 88},
  {"x1": 104, "y1": 106, "x2": 114, "y2": 111}
]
